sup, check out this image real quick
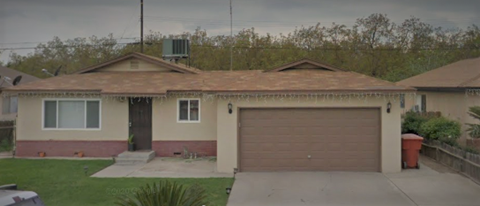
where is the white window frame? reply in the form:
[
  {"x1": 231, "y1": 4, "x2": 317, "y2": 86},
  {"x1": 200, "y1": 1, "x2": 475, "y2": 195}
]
[
  {"x1": 42, "y1": 98, "x2": 102, "y2": 130},
  {"x1": 177, "y1": 98, "x2": 201, "y2": 123}
]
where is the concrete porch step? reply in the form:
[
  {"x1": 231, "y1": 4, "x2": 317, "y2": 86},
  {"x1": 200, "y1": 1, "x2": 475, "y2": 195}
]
[{"x1": 116, "y1": 151, "x2": 155, "y2": 164}]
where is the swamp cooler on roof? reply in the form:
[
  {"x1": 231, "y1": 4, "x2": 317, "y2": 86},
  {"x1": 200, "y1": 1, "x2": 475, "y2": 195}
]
[{"x1": 162, "y1": 39, "x2": 190, "y2": 59}]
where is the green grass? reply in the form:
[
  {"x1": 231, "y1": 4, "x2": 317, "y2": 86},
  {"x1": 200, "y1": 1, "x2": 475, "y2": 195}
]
[{"x1": 0, "y1": 159, "x2": 234, "y2": 206}]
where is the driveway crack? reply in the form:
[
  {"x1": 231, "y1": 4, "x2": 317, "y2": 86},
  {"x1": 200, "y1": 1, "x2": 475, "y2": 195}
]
[
  {"x1": 383, "y1": 173, "x2": 419, "y2": 206},
  {"x1": 321, "y1": 173, "x2": 332, "y2": 191}
]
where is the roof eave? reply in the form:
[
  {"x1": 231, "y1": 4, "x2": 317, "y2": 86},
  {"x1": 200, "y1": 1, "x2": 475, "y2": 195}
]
[
  {"x1": 74, "y1": 53, "x2": 199, "y2": 74},
  {"x1": 264, "y1": 58, "x2": 346, "y2": 72}
]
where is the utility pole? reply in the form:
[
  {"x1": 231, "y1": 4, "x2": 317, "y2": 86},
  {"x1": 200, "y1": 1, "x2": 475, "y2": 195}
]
[
  {"x1": 140, "y1": 0, "x2": 144, "y2": 53},
  {"x1": 230, "y1": 0, "x2": 233, "y2": 71}
]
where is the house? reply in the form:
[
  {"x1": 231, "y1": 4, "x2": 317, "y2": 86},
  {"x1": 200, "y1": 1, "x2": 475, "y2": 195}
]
[
  {"x1": 4, "y1": 52, "x2": 413, "y2": 173},
  {"x1": 0, "y1": 65, "x2": 39, "y2": 121},
  {"x1": 397, "y1": 56, "x2": 480, "y2": 148}
]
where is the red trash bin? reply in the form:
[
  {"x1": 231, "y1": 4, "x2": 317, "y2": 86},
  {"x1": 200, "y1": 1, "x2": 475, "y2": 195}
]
[{"x1": 401, "y1": 134, "x2": 424, "y2": 169}]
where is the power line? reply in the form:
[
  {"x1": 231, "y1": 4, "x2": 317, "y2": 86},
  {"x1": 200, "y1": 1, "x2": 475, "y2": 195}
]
[
  {"x1": 0, "y1": 37, "x2": 138, "y2": 47},
  {"x1": 0, "y1": 42, "x2": 136, "y2": 51},
  {"x1": 117, "y1": 3, "x2": 141, "y2": 41},
  {"x1": 1, "y1": 42, "x2": 478, "y2": 52},
  {"x1": 143, "y1": 15, "x2": 480, "y2": 26}
]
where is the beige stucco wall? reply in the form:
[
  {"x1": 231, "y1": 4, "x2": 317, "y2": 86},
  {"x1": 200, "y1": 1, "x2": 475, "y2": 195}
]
[
  {"x1": 18, "y1": 94, "x2": 402, "y2": 173},
  {"x1": 0, "y1": 95, "x2": 17, "y2": 121},
  {"x1": 17, "y1": 96, "x2": 129, "y2": 141},
  {"x1": 96, "y1": 58, "x2": 171, "y2": 72},
  {"x1": 152, "y1": 97, "x2": 217, "y2": 141},
  {"x1": 216, "y1": 97, "x2": 402, "y2": 173},
  {"x1": 16, "y1": 96, "x2": 217, "y2": 142},
  {"x1": 403, "y1": 91, "x2": 479, "y2": 142}
]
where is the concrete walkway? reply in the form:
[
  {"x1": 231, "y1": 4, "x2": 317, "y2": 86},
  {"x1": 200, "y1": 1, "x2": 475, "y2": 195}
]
[
  {"x1": 92, "y1": 157, "x2": 231, "y2": 178},
  {"x1": 227, "y1": 156, "x2": 480, "y2": 206}
]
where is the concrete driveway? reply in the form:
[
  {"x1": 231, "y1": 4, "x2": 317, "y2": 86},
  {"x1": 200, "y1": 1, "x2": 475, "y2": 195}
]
[{"x1": 227, "y1": 157, "x2": 480, "y2": 206}]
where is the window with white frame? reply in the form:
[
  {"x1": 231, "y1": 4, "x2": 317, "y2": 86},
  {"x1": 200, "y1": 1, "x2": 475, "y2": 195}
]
[
  {"x1": 178, "y1": 99, "x2": 200, "y2": 122},
  {"x1": 2, "y1": 96, "x2": 18, "y2": 114},
  {"x1": 414, "y1": 95, "x2": 426, "y2": 112},
  {"x1": 43, "y1": 99, "x2": 100, "y2": 129}
]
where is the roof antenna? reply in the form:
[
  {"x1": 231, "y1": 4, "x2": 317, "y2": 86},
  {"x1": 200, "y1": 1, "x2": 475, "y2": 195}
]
[
  {"x1": 0, "y1": 75, "x2": 22, "y2": 86},
  {"x1": 42, "y1": 65, "x2": 62, "y2": 77},
  {"x1": 229, "y1": 0, "x2": 233, "y2": 71}
]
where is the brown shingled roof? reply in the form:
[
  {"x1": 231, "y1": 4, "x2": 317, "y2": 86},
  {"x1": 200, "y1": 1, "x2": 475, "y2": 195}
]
[
  {"x1": 5, "y1": 55, "x2": 413, "y2": 95},
  {"x1": 397, "y1": 56, "x2": 480, "y2": 88}
]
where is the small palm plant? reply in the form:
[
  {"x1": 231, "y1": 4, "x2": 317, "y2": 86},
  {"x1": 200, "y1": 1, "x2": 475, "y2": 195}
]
[
  {"x1": 466, "y1": 106, "x2": 480, "y2": 138},
  {"x1": 127, "y1": 134, "x2": 135, "y2": 151},
  {"x1": 115, "y1": 181, "x2": 207, "y2": 206}
]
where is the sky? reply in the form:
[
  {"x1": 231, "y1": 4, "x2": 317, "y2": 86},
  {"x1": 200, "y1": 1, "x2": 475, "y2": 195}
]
[{"x1": 1, "y1": 0, "x2": 480, "y2": 63}]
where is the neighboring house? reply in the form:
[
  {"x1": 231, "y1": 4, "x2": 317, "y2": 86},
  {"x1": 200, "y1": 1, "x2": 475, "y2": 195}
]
[
  {"x1": 0, "y1": 66, "x2": 39, "y2": 121},
  {"x1": 5, "y1": 52, "x2": 413, "y2": 173},
  {"x1": 397, "y1": 56, "x2": 480, "y2": 148}
]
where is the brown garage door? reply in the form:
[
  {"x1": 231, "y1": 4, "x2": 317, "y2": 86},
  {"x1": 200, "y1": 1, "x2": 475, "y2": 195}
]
[{"x1": 239, "y1": 108, "x2": 380, "y2": 172}]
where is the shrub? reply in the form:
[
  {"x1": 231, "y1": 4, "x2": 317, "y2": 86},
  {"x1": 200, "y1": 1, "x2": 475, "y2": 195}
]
[
  {"x1": 419, "y1": 117, "x2": 461, "y2": 140},
  {"x1": 463, "y1": 146, "x2": 480, "y2": 154},
  {"x1": 0, "y1": 138, "x2": 12, "y2": 152},
  {"x1": 466, "y1": 106, "x2": 480, "y2": 138},
  {"x1": 116, "y1": 181, "x2": 206, "y2": 206},
  {"x1": 438, "y1": 136, "x2": 459, "y2": 147},
  {"x1": 402, "y1": 112, "x2": 430, "y2": 134}
]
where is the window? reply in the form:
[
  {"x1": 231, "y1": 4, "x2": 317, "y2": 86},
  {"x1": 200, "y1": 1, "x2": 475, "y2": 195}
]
[
  {"x1": 177, "y1": 99, "x2": 200, "y2": 122},
  {"x1": 414, "y1": 95, "x2": 426, "y2": 112},
  {"x1": 43, "y1": 99, "x2": 101, "y2": 129},
  {"x1": 2, "y1": 96, "x2": 18, "y2": 114}
]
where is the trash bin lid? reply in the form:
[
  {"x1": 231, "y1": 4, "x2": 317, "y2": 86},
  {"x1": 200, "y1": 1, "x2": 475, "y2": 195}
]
[{"x1": 401, "y1": 133, "x2": 424, "y2": 140}]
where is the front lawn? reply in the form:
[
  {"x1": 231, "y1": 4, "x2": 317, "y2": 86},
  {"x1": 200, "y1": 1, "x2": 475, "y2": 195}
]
[{"x1": 0, "y1": 159, "x2": 234, "y2": 206}]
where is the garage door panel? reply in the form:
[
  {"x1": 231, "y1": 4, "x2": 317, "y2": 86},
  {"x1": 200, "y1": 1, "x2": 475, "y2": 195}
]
[
  {"x1": 321, "y1": 127, "x2": 344, "y2": 135},
  {"x1": 239, "y1": 108, "x2": 380, "y2": 172}
]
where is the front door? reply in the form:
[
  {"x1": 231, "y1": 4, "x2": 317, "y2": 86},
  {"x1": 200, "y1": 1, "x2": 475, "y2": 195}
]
[{"x1": 129, "y1": 97, "x2": 152, "y2": 150}]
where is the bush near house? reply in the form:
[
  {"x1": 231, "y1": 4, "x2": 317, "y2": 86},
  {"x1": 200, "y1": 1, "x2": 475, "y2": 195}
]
[
  {"x1": 406, "y1": 111, "x2": 480, "y2": 154},
  {"x1": 401, "y1": 112, "x2": 439, "y2": 134},
  {"x1": 419, "y1": 117, "x2": 461, "y2": 142},
  {"x1": 0, "y1": 121, "x2": 14, "y2": 152},
  {"x1": 466, "y1": 106, "x2": 480, "y2": 139}
]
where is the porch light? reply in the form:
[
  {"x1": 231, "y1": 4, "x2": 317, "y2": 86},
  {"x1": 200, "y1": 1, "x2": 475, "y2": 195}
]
[
  {"x1": 228, "y1": 103, "x2": 233, "y2": 114},
  {"x1": 226, "y1": 187, "x2": 232, "y2": 195},
  {"x1": 387, "y1": 101, "x2": 392, "y2": 113}
]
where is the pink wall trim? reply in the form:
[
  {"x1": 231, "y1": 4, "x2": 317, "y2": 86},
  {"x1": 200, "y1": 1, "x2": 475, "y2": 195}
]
[
  {"x1": 15, "y1": 140, "x2": 126, "y2": 157},
  {"x1": 15, "y1": 140, "x2": 217, "y2": 157},
  {"x1": 152, "y1": 141, "x2": 216, "y2": 157}
]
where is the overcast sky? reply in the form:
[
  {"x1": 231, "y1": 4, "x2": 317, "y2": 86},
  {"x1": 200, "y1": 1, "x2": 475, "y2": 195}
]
[{"x1": 1, "y1": 0, "x2": 480, "y2": 62}]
